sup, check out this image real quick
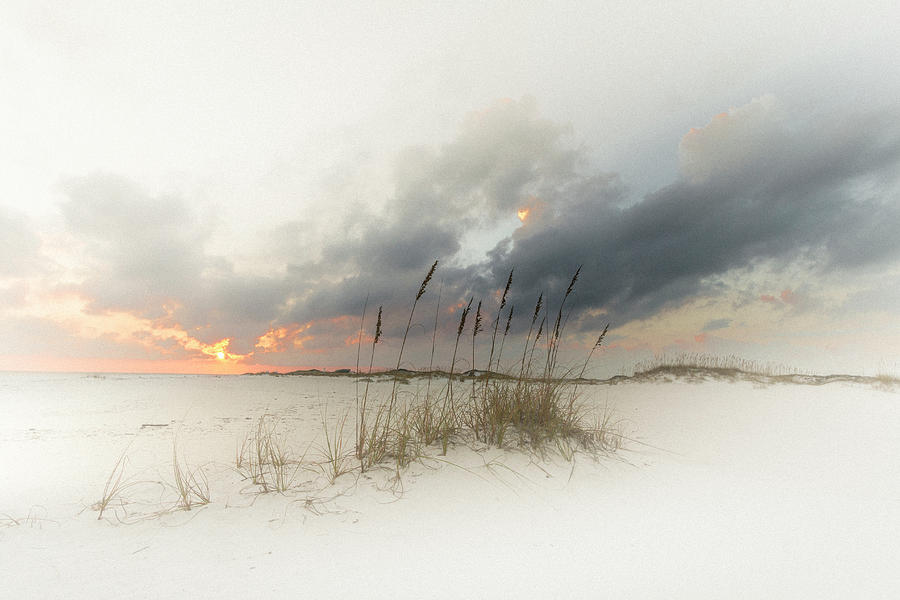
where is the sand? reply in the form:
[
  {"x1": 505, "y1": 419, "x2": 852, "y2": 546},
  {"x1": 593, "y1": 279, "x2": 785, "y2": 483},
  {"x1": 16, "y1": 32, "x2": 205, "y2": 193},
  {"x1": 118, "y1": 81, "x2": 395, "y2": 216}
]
[{"x1": 1, "y1": 372, "x2": 897, "y2": 599}]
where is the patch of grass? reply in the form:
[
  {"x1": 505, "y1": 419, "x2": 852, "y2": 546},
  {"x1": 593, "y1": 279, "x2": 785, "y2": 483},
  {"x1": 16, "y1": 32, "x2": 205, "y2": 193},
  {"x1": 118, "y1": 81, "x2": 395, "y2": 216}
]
[
  {"x1": 317, "y1": 406, "x2": 353, "y2": 483},
  {"x1": 1, "y1": 506, "x2": 55, "y2": 529},
  {"x1": 236, "y1": 414, "x2": 303, "y2": 493},
  {"x1": 90, "y1": 263, "x2": 622, "y2": 520},
  {"x1": 632, "y1": 353, "x2": 802, "y2": 378},
  {"x1": 349, "y1": 263, "x2": 621, "y2": 471},
  {"x1": 172, "y1": 443, "x2": 210, "y2": 511},
  {"x1": 92, "y1": 448, "x2": 142, "y2": 521}
]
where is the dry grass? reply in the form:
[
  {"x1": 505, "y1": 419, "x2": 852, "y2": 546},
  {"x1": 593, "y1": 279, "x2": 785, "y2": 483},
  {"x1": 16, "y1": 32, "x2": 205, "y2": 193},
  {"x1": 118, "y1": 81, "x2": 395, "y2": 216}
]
[
  {"x1": 1, "y1": 506, "x2": 55, "y2": 529},
  {"x1": 236, "y1": 414, "x2": 304, "y2": 493},
  {"x1": 317, "y1": 406, "x2": 354, "y2": 483},
  {"x1": 91, "y1": 263, "x2": 623, "y2": 520},
  {"x1": 172, "y1": 443, "x2": 210, "y2": 511},
  {"x1": 632, "y1": 353, "x2": 802, "y2": 378},
  {"x1": 349, "y1": 263, "x2": 623, "y2": 470},
  {"x1": 92, "y1": 449, "x2": 142, "y2": 521}
]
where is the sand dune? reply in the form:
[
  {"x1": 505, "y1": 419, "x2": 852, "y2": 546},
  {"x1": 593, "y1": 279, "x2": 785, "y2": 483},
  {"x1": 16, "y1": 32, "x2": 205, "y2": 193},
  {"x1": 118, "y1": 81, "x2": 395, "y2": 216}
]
[{"x1": 1, "y1": 372, "x2": 897, "y2": 598}]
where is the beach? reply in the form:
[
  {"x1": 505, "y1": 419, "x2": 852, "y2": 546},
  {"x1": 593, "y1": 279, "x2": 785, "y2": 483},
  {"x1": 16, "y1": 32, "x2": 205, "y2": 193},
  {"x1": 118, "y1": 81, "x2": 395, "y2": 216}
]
[{"x1": 1, "y1": 371, "x2": 897, "y2": 598}]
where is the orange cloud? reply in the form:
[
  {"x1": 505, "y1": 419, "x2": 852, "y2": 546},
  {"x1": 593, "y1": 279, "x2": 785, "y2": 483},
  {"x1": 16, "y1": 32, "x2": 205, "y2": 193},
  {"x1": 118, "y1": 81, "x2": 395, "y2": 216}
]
[
  {"x1": 780, "y1": 289, "x2": 798, "y2": 305},
  {"x1": 760, "y1": 294, "x2": 778, "y2": 303},
  {"x1": 345, "y1": 332, "x2": 375, "y2": 347},
  {"x1": 516, "y1": 196, "x2": 547, "y2": 227},
  {"x1": 255, "y1": 323, "x2": 313, "y2": 353},
  {"x1": 3, "y1": 289, "x2": 254, "y2": 371},
  {"x1": 447, "y1": 300, "x2": 467, "y2": 314},
  {"x1": 198, "y1": 338, "x2": 244, "y2": 362}
]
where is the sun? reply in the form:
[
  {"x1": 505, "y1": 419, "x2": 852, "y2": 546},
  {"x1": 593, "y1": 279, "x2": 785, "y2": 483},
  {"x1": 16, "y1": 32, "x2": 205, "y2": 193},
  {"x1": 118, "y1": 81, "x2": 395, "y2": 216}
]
[
  {"x1": 216, "y1": 351, "x2": 226, "y2": 360},
  {"x1": 517, "y1": 207, "x2": 530, "y2": 222}
]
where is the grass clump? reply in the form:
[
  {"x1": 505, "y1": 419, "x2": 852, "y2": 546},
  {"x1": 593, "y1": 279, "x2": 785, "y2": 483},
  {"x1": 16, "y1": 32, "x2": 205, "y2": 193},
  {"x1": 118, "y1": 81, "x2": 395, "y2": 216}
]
[
  {"x1": 92, "y1": 449, "x2": 142, "y2": 521},
  {"x1": 90, "y1": 263, "x2": 621, "y2": 520},
  {"x1": 317, "y1": 406, "x2": 353, "y2": 483},
  {"x1": 236, "y1": 414, "x2": 303, "y2": 493},
  {"x1": 172, "y1": 443, "x2": 210, "y2": 510},
  {"x1": 352, "y1": 262, "x2": 622, "y2": 472},
  {"x1": 632, "y1": 353, "x2": 801, "y2": 378}
]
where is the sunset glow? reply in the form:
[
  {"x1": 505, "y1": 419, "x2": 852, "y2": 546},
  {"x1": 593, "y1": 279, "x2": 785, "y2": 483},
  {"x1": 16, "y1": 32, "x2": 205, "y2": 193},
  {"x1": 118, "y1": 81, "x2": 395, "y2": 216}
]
[
  {"x1": 200, "y1": 338, "x2": 242, "y2": 362},
  {"x1": 1, "y1": 3, "x2": 898, "y2": 377}
]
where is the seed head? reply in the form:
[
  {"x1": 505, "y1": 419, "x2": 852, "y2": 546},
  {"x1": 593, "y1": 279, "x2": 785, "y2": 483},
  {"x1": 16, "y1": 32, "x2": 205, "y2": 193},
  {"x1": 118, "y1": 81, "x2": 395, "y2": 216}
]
[
  {"x1": 473, "y1": 301, "x2": 483, "y2": 337},
  {"x1": 457, "y1": 298, "x2": 473, "y2": 337},
  {"x1": 534, "y1": 317, "x2": 544, "y2": 343},
  {"x1": 416, "y1": 260, "x2": 438, "y2": 301},
  {"x1": 499, "y1": 269, "x2": 513, "y2": 310},
  {"x1": 594, "y1": 323, "x2": 609, "y2": 349},
  {"x1": 564, "y1": 265, "x2": 581, "y2": 300},
  {"x1": 374, "y1": 306, "x2": 383, "y2": 344},
  {"x1": 531, "y1": 293, "x2": 543, "y2": 326}
]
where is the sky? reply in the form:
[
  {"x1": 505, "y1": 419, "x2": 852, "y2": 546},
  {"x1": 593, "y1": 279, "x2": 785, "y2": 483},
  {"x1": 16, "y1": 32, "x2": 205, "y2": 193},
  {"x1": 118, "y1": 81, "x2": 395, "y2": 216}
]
[{"x1": 2, "y1": 1, "x2": 900, "y2": 377}]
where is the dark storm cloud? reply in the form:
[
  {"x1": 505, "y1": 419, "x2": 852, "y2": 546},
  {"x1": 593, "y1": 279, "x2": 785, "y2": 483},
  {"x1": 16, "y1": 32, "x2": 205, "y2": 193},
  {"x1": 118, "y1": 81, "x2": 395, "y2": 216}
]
[
  {"x1": 54, "y1": 97, "x2": 900, "y2": 358},
  {"x1": 466, "y1": 97, "x2": 900, "y2": 328},
  {"x1": 281, "y1": 97, "x2": 582, "y2": 326}
]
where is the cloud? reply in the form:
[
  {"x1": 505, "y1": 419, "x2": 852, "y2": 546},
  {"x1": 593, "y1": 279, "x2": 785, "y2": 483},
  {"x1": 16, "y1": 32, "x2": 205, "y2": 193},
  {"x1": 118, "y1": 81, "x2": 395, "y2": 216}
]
[
  {"x1": 59, "y1": 174, "x2": 209, "y2": 317},
  {"x1": 239, "y1": 96, "x2": 900, "y2": 357},
  {"x1": 279, "y1": 97, "x2": 587, "y2": 324},
  {"x1": 471, "y1": 96, "x2": 900, "y2": 328},
  {"x1": 27, "y1": 96, "x2": 900, "y2": 370},
  {"x1": 678, "y1": 94, "x2": 788, "y2": 185},
  {"x1": 0, "y1": 207, "x2": 43, "y2": 278},
  {"x1": 702, "y1": 318, "x2": 732, "y2": 332},
  {"x1": 58, "y1": 173, "x2": 291, "y2": 353},
  {"x1": 780, "y1": 289, "x2": 798, "y2": 305}
]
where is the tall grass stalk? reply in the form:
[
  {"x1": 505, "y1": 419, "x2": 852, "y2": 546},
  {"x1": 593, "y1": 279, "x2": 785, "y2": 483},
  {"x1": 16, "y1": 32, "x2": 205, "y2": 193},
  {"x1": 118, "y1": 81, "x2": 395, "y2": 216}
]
[
  {"x1": 545, "y1": 266, "x2": 581, "y2": 379},
  {"x1": 354, "y1": 294, "x2": 368, "y2": 461},
  {"x1": 447, "y1": 297, "x2": 472, "y2": 410},
  {"x1": 387, "y1": 260, "x2": 437, "y2": 435},
  {"x1": 486, "y1": 269, "x2": 514, "y2": 376},
  {"x1": 356, "y1": 306, "x2": 382, "y2": 471},
  {"x1": 519, "y1": 293, "x2": 543, "y2": 380}
]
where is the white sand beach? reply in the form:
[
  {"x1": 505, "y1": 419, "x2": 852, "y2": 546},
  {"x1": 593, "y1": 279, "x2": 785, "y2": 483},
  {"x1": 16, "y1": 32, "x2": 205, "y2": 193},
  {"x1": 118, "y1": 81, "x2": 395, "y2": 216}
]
[{"x1": 1, "y1": 372, "x2": 897, "y2": 599}]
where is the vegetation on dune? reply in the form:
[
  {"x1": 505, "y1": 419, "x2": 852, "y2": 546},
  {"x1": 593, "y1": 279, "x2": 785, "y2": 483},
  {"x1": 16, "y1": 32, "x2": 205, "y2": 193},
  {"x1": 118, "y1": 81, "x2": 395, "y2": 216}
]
[
  {"x1": 91, "y1": 262, "x2": 623, "y2": 521},
  {"x1": 351, "y1": 261, "x2": 621, "y2": 474}
]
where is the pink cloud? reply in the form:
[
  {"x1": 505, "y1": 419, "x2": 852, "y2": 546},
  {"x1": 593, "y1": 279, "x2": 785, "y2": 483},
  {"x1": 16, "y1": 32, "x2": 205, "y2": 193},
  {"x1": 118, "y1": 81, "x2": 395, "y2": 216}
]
[{"x1": 780, "y1": 289, "x2": 798, "y2": 305}]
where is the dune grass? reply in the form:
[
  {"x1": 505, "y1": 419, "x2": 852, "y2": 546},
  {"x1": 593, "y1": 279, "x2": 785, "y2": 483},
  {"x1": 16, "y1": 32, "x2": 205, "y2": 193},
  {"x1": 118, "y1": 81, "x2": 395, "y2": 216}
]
[
  {"x1": 349, "y1": 262, "x2": 621, "y2": 472},
  {"x1": 92, "y1": 263, "x2": 622, "y2": 520},
  {"x1": 2, "y1": 506, "x2": 55, "y2": 529},
  {"x1": 172, "y1": 443, "x2": 210, "y2": 511},
  {"x1": 235, "y1": 413, "x2": 306, "y2": 493},
  {"x1": 631, "y1": 353, "x2": 802, "y2": 378},
  {"x1": 93, "y1": 449, "x2": 139, "y2": 521},
  {"x1": 317, "y1": 406, "x2": 354, "y2": 483}
]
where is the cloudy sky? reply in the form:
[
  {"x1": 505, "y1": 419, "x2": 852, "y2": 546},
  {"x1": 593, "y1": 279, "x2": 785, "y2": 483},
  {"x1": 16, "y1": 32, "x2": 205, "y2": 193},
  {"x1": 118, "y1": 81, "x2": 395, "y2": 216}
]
[{"x1": 2, "y1": 1, "x2": 899, "y2": 376}]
